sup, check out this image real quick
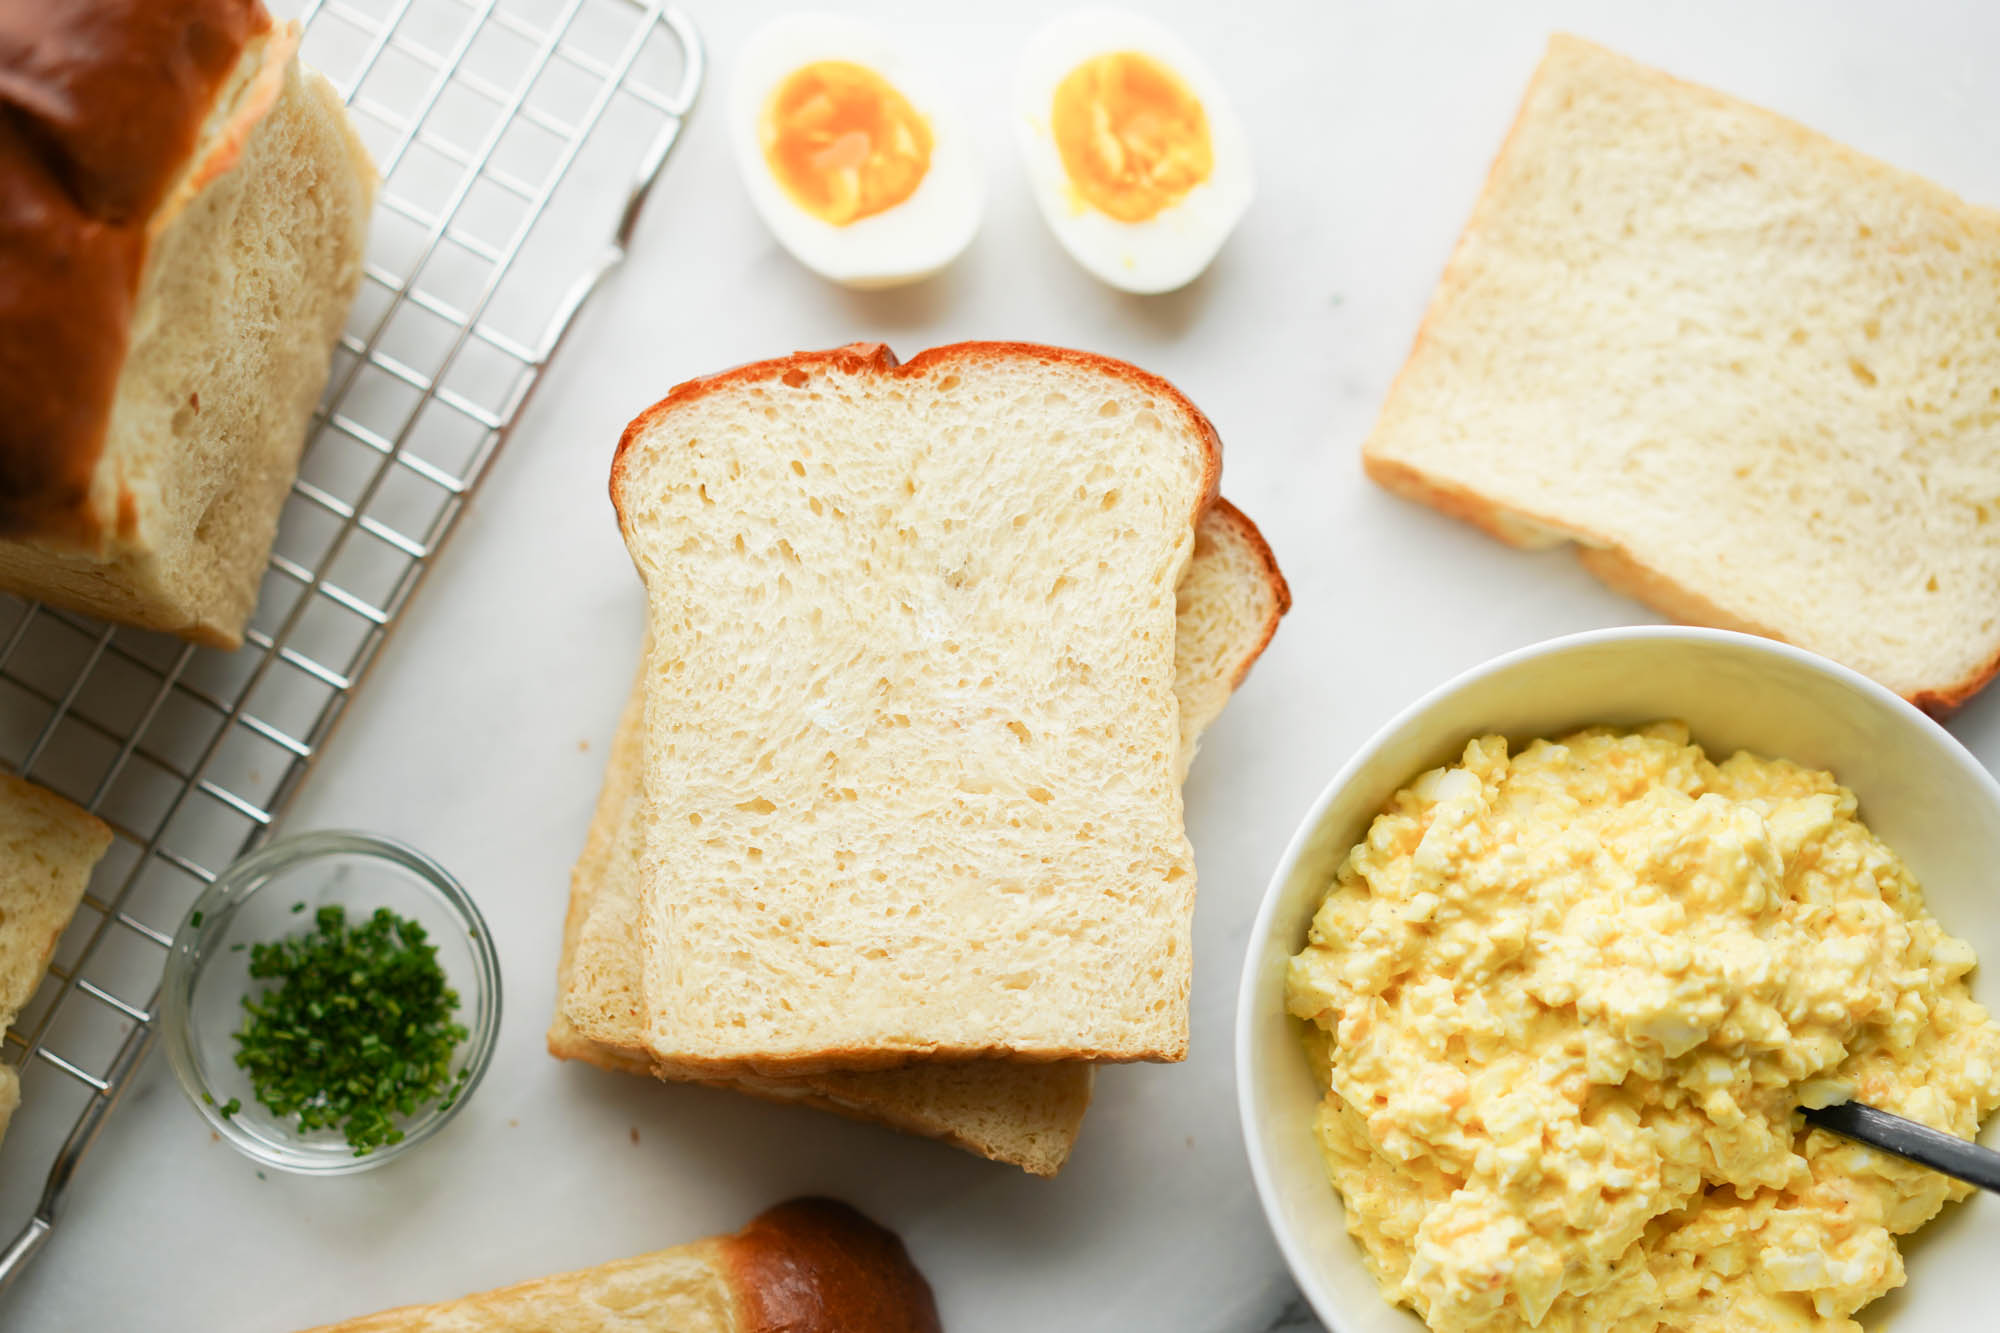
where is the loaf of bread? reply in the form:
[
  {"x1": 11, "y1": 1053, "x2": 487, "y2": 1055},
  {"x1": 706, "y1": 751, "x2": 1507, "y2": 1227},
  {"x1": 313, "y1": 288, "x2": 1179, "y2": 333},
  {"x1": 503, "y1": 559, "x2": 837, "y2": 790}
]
[
  {"x1": 0, "y1": 774, "x2": 113, "y2": 1145},
  {"x1": 0, "y1": 0, "x2": 375, "y2": 647},
  {"x1": 299, "y1": 1197, "x2": 940, "y2": 1332},
  {"x1": 550, "y1": 499, "x2": 1288, "y2": 1174},
  {"x1": 612, "y1": 342, "x2": 1220, "y2": 1073},
  {"x1": 1363, "y1": 35, "x2": 2000, "y2": 712}
]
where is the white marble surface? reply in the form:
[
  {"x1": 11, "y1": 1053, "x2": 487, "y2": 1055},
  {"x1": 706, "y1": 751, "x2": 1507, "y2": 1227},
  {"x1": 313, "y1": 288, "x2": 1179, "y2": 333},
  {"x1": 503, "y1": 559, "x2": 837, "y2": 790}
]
[{"x1": 12, "y1": 1, "x2": 2000, "y2": 1328}]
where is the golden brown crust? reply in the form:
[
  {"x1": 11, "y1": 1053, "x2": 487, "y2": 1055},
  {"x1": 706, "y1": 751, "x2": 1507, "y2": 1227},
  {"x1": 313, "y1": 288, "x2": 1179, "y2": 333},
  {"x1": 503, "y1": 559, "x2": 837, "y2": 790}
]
[
  {"x1": 1580, "y1": 543, "x2": 2000, "y2": 718},
  {"x1": 1203, "y1": 497, "x2": 1291, "y2": 689},
  {"x1": 1372, "y1": 453, "x2": 1997, "y2": 717},
  {"x1": 610, "y1": 341, "x2": 1225, "y2": 550},
  {"x1": 0, "y1": 0, "x2": 272, "y2": 543},
  {"x1": 1363, "y1": 455, "x2": 1585, "y2": 552},
  {"x1": 1908, "y1": 652, "x2": 2000, "y2": 718},
  {"x1": 720, "y1": 1199, "x2": 942, "y2": 1333}
]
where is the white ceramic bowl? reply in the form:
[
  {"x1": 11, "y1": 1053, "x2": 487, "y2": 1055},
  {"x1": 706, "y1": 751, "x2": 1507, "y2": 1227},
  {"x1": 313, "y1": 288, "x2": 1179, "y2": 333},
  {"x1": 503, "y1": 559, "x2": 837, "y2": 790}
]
[{"x1": 1236, "y1": 626, "x2": 2000, "y2": 1332}]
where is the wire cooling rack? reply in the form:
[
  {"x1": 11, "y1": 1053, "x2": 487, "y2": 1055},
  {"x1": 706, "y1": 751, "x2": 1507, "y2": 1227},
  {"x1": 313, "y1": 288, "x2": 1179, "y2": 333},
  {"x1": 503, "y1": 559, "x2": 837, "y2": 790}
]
[{"x1": 0, "y1": 0, "x2": 701, "y2": 1292}]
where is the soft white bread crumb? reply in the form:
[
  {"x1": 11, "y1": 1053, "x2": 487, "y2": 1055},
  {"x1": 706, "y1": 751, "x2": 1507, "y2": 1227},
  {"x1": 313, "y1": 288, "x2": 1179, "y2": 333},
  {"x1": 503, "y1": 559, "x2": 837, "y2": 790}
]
[
  {"x1": 1363, "y1": 34, "x2": 2000, "y2": 712},
  {"x1": 552, "y1": 499, "x2": 1287, "y2": 1173},
  {"x1": 0, "y1": 775, "x2": 112, "y2": 1147},
  {"x1": 611, "y1": 342, "x2": 1221, "y2": 1073}
]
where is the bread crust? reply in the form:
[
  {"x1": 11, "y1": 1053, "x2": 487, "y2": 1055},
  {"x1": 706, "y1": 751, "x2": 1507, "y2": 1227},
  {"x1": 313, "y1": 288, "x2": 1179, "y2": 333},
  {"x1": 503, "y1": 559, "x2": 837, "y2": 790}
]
[
  {"x1": 1202, "y1": 497, "x2": 1291, "y2": 687},
  {"x1": 0, "y1": 0, "x2": 273, "y2": 545},
  {"x1": 719, "y1": 1198, "x2": 942, "y2": 1333},
  {"x1": 610, "y1": 340, "x2": 1224, "y2": 548}
]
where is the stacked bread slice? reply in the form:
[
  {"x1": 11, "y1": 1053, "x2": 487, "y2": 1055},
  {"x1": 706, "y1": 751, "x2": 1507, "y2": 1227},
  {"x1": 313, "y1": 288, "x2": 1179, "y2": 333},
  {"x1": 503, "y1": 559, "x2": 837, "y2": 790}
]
[
  {"x1": 550, "y1": 342, "x2": 1286, "y2": 1172},
  {"x1": 0, "y1": 775, "x2": 112, "y2": 1147}
]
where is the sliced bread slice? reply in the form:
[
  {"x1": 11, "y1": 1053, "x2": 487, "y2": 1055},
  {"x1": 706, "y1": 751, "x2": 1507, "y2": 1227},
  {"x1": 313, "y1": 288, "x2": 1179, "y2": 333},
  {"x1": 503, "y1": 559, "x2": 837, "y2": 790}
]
[
  {"x1": 1362, "y1": 34, "x2": 2000, "y2": 712},
  {"x1": 551, "y1": 501, "x2": 1288, "y2": 1173},
  {"x1": 612, "y1": 343, "x2": 1221, "y2": 1072},
  {"x1": 1, "y1": 774, "x2": 112, "y2": 1146}
]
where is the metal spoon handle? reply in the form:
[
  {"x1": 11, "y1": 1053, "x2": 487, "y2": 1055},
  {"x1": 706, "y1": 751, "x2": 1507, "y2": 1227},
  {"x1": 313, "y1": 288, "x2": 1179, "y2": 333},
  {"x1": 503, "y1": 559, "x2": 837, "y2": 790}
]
[{"x1": 1803, "y1": 1102, "x2": 2000, "y2": 1194}]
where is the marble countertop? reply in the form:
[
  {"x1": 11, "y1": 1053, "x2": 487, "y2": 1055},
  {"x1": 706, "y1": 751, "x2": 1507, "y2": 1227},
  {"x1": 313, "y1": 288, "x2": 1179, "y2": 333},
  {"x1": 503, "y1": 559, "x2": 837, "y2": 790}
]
[{"x1": 11, "y1": 1, "x2": 2000, "y2": 1329}]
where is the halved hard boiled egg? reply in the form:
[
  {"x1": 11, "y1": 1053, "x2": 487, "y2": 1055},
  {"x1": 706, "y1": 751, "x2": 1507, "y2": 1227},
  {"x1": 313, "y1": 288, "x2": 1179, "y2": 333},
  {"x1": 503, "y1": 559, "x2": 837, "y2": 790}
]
[
  {"x1": 1015, "y1": 11, "x2": 1253, "y2": 294},
  {"x1": 730, "y1": 14, "x2": 983, "y2": 289}
]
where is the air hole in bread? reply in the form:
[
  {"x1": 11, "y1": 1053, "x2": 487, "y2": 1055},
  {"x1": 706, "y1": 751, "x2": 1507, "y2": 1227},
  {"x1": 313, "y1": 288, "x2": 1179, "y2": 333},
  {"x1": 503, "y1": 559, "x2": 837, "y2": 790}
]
[
  {"x1": 790, "y1": 459, "x2": 806, "y2": 477},
  {"x1": 737, "y1": 797, "x2": 777, "y2": 815},
  {"x1": 1850, "y1": 359, "x2": 1878, "y2": 386},
  {"x1": 781, "y1": 368, "x2": 810, "y2": 388}
]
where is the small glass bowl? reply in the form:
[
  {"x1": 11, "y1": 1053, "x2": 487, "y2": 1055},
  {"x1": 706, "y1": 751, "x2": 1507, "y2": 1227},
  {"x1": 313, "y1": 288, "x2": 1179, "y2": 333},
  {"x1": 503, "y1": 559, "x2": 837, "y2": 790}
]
[{"x1": 161, "y1": 830, "x2": 501, "y2": 1175}]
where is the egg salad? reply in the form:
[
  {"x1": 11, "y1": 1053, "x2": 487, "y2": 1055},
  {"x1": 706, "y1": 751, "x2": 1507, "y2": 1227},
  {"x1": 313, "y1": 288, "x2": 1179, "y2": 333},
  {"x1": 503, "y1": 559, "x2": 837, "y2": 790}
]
[{"x1": 1286, "y1": 723, "x2": 2000, "y2": 1333}]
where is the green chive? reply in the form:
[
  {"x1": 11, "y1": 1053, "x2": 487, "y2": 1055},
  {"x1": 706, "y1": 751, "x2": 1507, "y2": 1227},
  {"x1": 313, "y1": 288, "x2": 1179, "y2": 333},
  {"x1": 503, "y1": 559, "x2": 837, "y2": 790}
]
[{"x1": 228, "y1": 903, "x2": 468, "y2": 1155}]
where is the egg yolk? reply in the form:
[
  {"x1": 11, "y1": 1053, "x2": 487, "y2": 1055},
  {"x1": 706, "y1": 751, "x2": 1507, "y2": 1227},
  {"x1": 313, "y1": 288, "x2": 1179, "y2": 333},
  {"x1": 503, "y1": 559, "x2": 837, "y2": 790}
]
[
  {"x1": 1051, "y1": 51, "x2": 1212, "y2": 223},
  {"x1": 761, "y1": 61, "x2": 932, "y2": 227}
]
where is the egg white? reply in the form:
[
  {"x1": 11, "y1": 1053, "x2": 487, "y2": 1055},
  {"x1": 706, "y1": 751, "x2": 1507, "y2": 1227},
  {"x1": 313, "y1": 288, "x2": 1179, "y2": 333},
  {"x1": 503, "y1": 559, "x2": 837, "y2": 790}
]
[
  {"x1": 729, "y1": 13, "x2": 984, "y2": 290},
  {"x1": 1014, "y1": 9, "x2": 1254, "y2": 295}
]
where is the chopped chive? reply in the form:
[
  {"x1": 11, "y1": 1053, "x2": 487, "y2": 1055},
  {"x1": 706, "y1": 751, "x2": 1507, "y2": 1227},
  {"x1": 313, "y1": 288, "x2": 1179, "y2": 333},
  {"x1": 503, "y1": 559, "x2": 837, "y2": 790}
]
[{"x1": 229, "y1": 903, "x2": 468, "y2": 1155}]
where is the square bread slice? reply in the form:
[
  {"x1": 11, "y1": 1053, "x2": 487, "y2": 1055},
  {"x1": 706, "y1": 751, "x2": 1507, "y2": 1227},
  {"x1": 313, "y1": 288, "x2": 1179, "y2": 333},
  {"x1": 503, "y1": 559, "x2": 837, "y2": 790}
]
[
  {"x1": 1, "y1": 774, "x2": 113, "y2": 1146},
  {"x1": 611, "y1": 343, "x2": 1221, "y2": 1073},
  {"x1": 551, "y1": 501, "x2": 1289, "y2": 1174},
  {"x1": 1363, "y1": 34, "x2": 2000, "y2": 712}
]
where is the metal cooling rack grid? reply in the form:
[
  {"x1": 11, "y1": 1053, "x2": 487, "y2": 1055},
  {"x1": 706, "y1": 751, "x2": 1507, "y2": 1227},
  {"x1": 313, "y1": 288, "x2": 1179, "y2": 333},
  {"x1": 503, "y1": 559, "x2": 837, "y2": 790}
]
[{"x1": 0, "y1": 0, "x2": 701, "y2": 1291}]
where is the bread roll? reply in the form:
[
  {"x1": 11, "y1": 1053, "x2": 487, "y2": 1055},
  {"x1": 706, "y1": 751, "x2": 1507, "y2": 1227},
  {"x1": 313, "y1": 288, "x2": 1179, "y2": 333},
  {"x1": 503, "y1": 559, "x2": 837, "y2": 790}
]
[{"x1": 300, "y1": 1198, "x2": 942, "y2": 1333}]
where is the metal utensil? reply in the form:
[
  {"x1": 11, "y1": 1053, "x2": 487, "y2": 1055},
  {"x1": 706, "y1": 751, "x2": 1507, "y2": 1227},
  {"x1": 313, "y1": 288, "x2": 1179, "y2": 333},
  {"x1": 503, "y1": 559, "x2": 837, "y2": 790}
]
[{"x1": 1804, "y1": 1102, "x2": 2000, "y2": 1195}]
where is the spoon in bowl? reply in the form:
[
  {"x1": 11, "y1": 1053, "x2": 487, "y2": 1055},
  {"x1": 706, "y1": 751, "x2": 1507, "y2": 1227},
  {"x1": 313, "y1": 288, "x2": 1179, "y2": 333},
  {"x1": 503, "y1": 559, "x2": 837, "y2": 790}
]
[{"x1": 1803, "y1": 1102, "x2": 2000, "y2": 1194}]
